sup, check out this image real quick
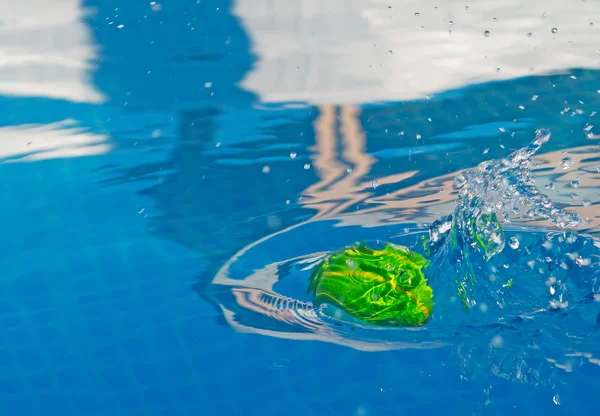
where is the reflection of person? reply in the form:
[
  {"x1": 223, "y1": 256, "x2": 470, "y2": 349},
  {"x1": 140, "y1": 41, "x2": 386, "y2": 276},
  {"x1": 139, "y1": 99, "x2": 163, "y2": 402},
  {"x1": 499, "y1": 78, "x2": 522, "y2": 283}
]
[{"x1": 87, "y1": 0, "x2": 256, "y2": 112}]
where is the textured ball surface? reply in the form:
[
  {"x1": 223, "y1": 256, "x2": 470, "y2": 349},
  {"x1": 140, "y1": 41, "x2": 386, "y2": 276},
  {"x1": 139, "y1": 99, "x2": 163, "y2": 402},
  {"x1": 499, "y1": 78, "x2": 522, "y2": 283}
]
[{"x1": 308, "y1": 242, "x2": 433, "y2": 326}]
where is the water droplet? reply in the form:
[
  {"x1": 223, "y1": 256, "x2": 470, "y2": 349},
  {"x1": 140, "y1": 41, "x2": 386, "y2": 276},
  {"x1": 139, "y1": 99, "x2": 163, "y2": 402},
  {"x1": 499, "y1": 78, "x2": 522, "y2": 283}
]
[
  {"x1": 483, "y1": 148, "x2": 489, "y2": 154},
  {"x1": 492, "y1": 17, "x2": 497, "y2": 22},
  {"x1": 509, "y1": 237, "x2": 519, "y2": 249},
  {"x1": 559, "y1": 156, "x2": 573, "y2": 169},
  {"x1": 465, "y1": 5, "x2": 469, "y2": 10},
  {"x1": 553, "y1": 395, "x2": 560, "y2": 406},
  {"x1": 484, "y1": 30, "x2": 490, "y2": 37},
  {"x1": 495, "y1": 67, "x2": 501, "y2": 72},
  {"x1": 117, "y1": 24, "x2": 124, "y2": 29},
  {"x1": 204, "y1": 81, "x2": 212, "y2": 88},
  {"x1": 296, "y1": 67, "x2": 300, "y2": 71},
  {"x1": 416, "y1": 133, "x2": 422, "y2": 140},
  {"x1": 414, "y1": 12, "x2": 420, "y2": 16},
  {"x1": 527, "y1": 32, "x2": 533, "y2": 37},
  {"x1": 590, "y1": 22, "x2": 594, "y2": 27},
  {"x1": 289, "y1": 152, "x2": 297, "y2": 159},
  {"x1": 303, "y1": 164, "x2": 311, "y2": 170},
  {"x1": 449, "y1": 20, "x2": 454, "y2": 25},
  {"x1": 372, "y1": 180, "x2": 379, "y2": 189},
  {"x1": 453, "y1": 174, "x2": 467, "y2": 190},
  {"x1": 531, "y1": 95, "x2": 539, "y2": 101},
  {"x1": 150, "y1": 1, "x2": 162, "y2": 12},
  {"x1": 518, "y1": 105, "x2": 525, "y2": 110},
  {"x1": 551, "y1": 27, "x2": 558, "y2": 34},
  {"x1": 262, "y1": 165, "x2": 271, "y2": 174}
]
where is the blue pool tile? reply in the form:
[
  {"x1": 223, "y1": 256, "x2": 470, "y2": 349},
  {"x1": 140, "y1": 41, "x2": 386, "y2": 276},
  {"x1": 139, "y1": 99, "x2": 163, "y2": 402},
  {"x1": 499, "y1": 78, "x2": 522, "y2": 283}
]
[
  {"x1": 16, "y1": 349, "x2": 46, "y2": 371},
  {"x1": 28, "y1": 371, "x2": 55, "y2": 392}
]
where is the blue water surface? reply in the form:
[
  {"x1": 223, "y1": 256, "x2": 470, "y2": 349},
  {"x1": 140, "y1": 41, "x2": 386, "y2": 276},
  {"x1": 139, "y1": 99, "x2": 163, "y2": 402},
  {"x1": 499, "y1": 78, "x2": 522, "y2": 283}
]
[{"x1": 1, "y1": 1, "x2": 600, "y2": 415}]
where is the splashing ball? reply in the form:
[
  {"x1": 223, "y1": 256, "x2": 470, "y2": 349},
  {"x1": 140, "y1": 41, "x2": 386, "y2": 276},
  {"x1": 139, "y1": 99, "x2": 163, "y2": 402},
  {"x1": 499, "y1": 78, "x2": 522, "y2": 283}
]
[{"x1": 307, "y1": 242, "x2": 434, "y2": 326}]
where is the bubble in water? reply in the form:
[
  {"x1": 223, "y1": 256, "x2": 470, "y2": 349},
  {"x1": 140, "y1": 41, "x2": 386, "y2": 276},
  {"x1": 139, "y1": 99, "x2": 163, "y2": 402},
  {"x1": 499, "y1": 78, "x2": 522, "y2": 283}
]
[
  {"x1": 560, "y1": 156, "x2": 573, "y2": 169},
  {"x1": 490, "y1": 335, "x2": 503, "y2": 348},
  {"x1": 551, "y1": 27, "x2": 558, "y2": 34},
  {"x1": 509, "y1": 237, "x2": 520, "y2": 249},
  {"x1": 484, "y1": 30, "x2": 490, "y2": 37},
  {"x1": 592, "y1": 271, "x2": 600, "y2": 293},
  {"x1": 575, "y1": 257, "x2": 591, "y2": 267}
]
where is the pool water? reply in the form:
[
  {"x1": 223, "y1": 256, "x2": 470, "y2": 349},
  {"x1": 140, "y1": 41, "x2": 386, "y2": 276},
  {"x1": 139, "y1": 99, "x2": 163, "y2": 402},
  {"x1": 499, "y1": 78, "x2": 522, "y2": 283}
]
[{"x1": 1, "y1": 0, "x2": 599, "y2": 415}]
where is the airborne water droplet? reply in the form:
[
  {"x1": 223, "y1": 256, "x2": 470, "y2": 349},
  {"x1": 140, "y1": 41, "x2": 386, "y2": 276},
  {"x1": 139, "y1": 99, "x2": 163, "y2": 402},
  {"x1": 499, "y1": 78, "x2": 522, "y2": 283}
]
[
  {"x1": 560, "y1": 156, "x2": 573, "y2": 169},
  {"x1": 484, "y1": 30, "x2": 490, "y2": 37},
  {"x1": 509, "y1": 237, "x2": 520, "y2": 249},
  {"x1": 551, "y1": 27, "x2": 558, "y2": 34}
]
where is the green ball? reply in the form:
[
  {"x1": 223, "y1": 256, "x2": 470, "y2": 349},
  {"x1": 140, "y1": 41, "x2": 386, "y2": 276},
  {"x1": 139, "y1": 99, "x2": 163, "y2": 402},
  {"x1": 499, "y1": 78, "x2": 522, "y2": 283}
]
[{"x1": 307, "y1": 242, "x2": 433, "y2": 327}]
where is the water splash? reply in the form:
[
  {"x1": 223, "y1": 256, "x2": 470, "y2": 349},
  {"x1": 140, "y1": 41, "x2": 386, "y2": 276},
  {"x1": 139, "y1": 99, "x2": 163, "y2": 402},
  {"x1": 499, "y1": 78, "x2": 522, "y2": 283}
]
[{"x1": 426, "y1": 129, "x2": 581, "y2": 307}]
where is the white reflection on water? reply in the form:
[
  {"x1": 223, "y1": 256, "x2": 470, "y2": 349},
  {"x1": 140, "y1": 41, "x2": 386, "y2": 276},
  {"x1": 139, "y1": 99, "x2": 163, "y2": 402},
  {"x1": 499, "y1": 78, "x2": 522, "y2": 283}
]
[
  {"x1": 0, "y1": 0, "x2": 104, "y2": 103},
  {"x1": 0, "y1": 119, "x2": 110, "y2": 162},
  {"x1": 234, "y1": 0, "x2": 599, "y2": 104}
]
